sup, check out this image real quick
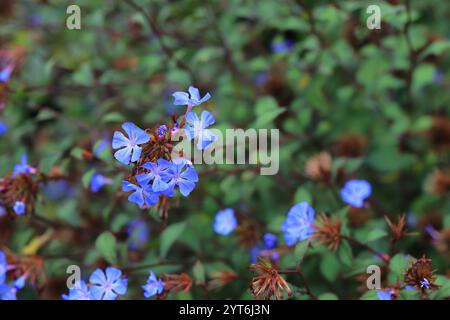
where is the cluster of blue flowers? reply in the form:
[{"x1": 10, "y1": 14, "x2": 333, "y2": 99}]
[
  {"x1": 63, "y1": 267, "x2": 163, "y2": 300},
  {"x1": 111, "y1": 86, "x2": 215, "y2": 209},
  {"x1": 281, "y1": 201, "x2": 316, "y2": 246},
  {"x1": 340, "y1": 179, "x2": 372, "y2": 208},
  {"x1": 63, "y1": 267, "x2": 127, "y2": 300},
  {"x1": 0, "y1": 251, "x2": 26, "y2": 300},
  {"x1": 123, "y1": 158, "x2": 199, "y2": 208}
]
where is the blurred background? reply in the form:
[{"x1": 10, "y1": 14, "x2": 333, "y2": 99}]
[{"x1": 0, "y1": 0, "x2": 449, "y2": 300}]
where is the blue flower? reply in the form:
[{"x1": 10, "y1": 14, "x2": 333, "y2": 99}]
[
  {"x1": 122, "y1": 176, "x2": 160, "y2": 208},
  {"x1": 142, "y1": 270, "x2": 164, "y2": 298},
  {"x1": 263, "y1": 233, "x2": 277, "y2": 249},
  {"x1": 185, "y1": 111, "x2": 217, "y2": 150},
  {"x1": 13, "y1": 153, "x2": 35, "y2": 177},
  {"x1": 0, "y1": 251, "x2": 8, "y2": 284},
  {"x1": 89, "y1": 267, "x2": 127, "y2": 300},
  {"x1": 127, "y1": 218, "x2": 150, "y2": 250},
  {"x1": 281, "y1": 202, "x2": 315, "y2": 246},
  {"x1": 139, "y1": 159, "x2": 172, "y2": 192},
  {"x1": 0, "y1": 204, "x2": 6, "y2": 217},
  {"x1": 90, "y1": 173, "x2": 112, "y2": 193},
  {"x1": 13, "y1": 275, "x2": 26, "y2": 290},
  {"x1": 62, "y1": 280, "x2": 91, "y2": 300},
  {"x1": 157, "y1": 125, "x2": 168, "y2": 138},
  {"x1": 13, "y1": 201, "x2": 25, "y2": 215},
  {"x1": 165, "y1": 161, "x2": 199, "y2": 197},
  {"x1": 112, "y1": 122, "x2": 149, "y2": 165},
  {"x1": 0, "y1": 65, "x2": 13, "y2": 83},
  {"x1": 214, "y1": 208, "x2": 238, "y2": 236},
  {"x1": 0, "y1": 121, "x2": 7, "y2": 136},
  {"x1": 377, "y1": 290, "x2": 392, "y2": 300},
  {"x1": 0, "y1": 284, "x2": 17, "y2": 300},
  {"x1": 420, "y1": 278, "x2": 430, "y2": 289},
  {"x1": 271, "y1": 38, "x2": 294, "y2": 53},
  {"x1": 42, "y1": 180, "x2": 74, "y2": 201},
  {"x1": 340, "y1": 180, "x2": 372, "y2": 208},
  {"x1": 172, "y1": 86, "x2": 211, "y2": 107}
]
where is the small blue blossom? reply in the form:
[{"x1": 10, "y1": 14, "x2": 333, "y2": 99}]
[
  {"x1": 62, "y1": 280, "x2": 91, "y2": 300},
  {"x1": 127, "y1": 218, "x2": 150, "y2": 250},
  {"x1": 172, "y1": 86, "x2": 211, "y2": 107},
  {"x1": 122, "y1": 176, "x2": 160, "y2": 208},
  {"x1": 263, "y1": 233, "x2": 277, "y2": 249},
  {"x1": 89, "y1": 267, "x2": 127, "y2": 300},
  {"x1": 185, "y1": 111, "x2": 217, "y2": 150},
  {"x1": 377, "y1": 290, "x2": 392, "y2": 300},
  {"x1": 0, "y1": 65, "x2": 13, "y2": 83},
  {"x1": 420, "y1": 278, "x2": 430, "y2": 289},
  {"x1": 42, "y1": 180, "x2": 74, "y2": 201},
  {"x1": 0, "y1": 283, "x2": 18, "y2": 300},
  {"x1": 0, "y1": 251, "x2": 7, "y2": 284},
  {"x1": 165, "y1": 161, "x2": 199, "y2": 197},
  {"x1": 90, "y1": 173, "x2": 112, "y2": 193},
  {"x1": 13, "y1": 201, "x2": 25, "y2": 215},
  {"x1": 0, "y1": 121, "x2": 7, "y2": 136},
  {"x1": 157, "y1": 125, "x2": 168, "y2": 138},
  {"x1": 214, "y1": 208, "x2": 238, "y2": 236},
  {"x1": 281, "y1": 202, "x2": 315, "y2": 246},
  {"x1": 13, "y1": 153, "x2": 35, "y2": 177},
  {"x1": 13, "y1": 275, "x2": 26, "y2": 290},
  {"x1": 271, "y1": 38, "x2": 294, "y2": 53},
  {"x1": 0, "y1": 205, "x2": 6, "y2": 217},
  {"x1": 142, "y1": 270, "x2": 164, "y2": 298},
  {"x1": 340, "y1": 179, "x2": 372, "y2": 208},
  {"x1": 140, "y1": 159, "x2": 172, "y2": 192},
  {"x1": 112, "y1": 122, "x2": 150, "y2": 165}
]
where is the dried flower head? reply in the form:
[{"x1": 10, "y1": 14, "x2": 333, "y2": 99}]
[
  {"x1": 207, "y1": 271, "x2": 239, "y2": 290},
  {"x1": 334, "y1": 133, "x2": 367, "y2": 158},
  {"x1": 426, "y1": 117, "x2": 450, "y2": 152},
  {"x1": 249, "y1": 258, "x2": 292, "y2": 300},
  {"x1": 404, "y1": 255, "x2": 439, "y2": 292},
  {"x1": 235, "y1": 217, "x2": 262, "y2": 249},
  {"x1": 304, "y1": 152, "x2": 332, "y2": 183},
  {"x1": 431, "y1": 228, "x2": 450, "y2": 257},
  {"x1": 158, "y1": 273, "x2": 193, "y2": 299},
  {"x1": 425, "y1": 169, "x2": 450, "y2": 196},
  {"x1": 385, "y1": 214, "x2": 407, "y2": 241},
  {"x1": 312, "y1": 213, "x2": 341, "y2": 251}
]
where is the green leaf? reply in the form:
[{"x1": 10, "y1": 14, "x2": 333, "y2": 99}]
[
  {"x1": 320, "y1": 253, "x2": 340, "y2": 282},
  {"x1": 366, "y1": 229, "x2": 387, "y2": 242},
  {"x1": 360, "y1": 290, "x2": 379, "y2": 300},
  {"x1": 95, "y1": 232, "x2": 117, "y2": 264},
  {"x1": 253, "y1": 96, "x2": 285, "y2": 128},
  {"x1": 70, "y1": 147, "x2": 85, "y2": 160},
  {"x1": 318, "y1": 292, "x2": 338, "y2": 300},
  {"x1": 160, "y1": 222, "x2": 186, "y2": 258},
  {"x1": 192, "y1": 260, "x2": 206, "y2": 285},
  {"x1": 293, "y1": 188, "x2": 312, "y2": 204},
  {"x1": 294, "y1": 241, "x2": 309, "y2": 265},
  {"x1": 389, "y1": 254, "x2": 410, "y2": 279},
  {"x1": 338, "y1": 240, "x2": 353, "y2": 267},
  {"x1": 102, "y1": 112, "x2": 125, "y2": 124}
]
